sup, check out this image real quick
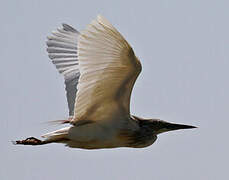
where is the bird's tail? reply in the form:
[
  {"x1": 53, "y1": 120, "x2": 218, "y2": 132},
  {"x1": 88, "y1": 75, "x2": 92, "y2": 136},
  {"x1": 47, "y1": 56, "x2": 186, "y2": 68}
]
[
  {"x1": 45, "y1": 117, "x2": 73, "y2": 125},
  {"x1": 41, "y1": 127, "x2": 70, "y2": 142}
]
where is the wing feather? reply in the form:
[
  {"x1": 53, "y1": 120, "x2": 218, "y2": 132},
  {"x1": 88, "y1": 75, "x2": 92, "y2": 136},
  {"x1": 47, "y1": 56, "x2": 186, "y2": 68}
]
[
  {"x1": 46, "y1": 24, "x2": 80, "y2": 116},
  {"x1": 72, "y1": 15, "x2": 141, "y2": 124}
]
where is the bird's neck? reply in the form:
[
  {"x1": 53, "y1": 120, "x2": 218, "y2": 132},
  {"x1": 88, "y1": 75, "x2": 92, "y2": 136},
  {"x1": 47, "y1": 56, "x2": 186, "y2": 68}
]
[{"x1": 127, "y1": 116, "x2": 157, "y2": 148}]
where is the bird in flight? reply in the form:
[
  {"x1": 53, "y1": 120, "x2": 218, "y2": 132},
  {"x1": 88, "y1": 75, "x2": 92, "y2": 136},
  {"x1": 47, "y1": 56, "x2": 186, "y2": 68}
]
[{"x1": 14, "y1": 15, "x2": 196, "y2": 149}]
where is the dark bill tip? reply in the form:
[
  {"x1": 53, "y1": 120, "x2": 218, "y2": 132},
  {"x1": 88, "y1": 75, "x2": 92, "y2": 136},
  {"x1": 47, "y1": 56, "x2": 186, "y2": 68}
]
[{"x1": 166, "y1": 123, "x2": 197, "y2": 131}]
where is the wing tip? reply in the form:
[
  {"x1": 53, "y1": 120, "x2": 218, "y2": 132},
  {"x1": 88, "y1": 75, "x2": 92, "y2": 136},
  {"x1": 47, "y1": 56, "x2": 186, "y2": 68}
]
[
  {"x1": 96, "y1": 14, "x2": 113, "y2": 29},
  {"x1": 62, "y1": 23, "x2": 79, "y2": 33}
]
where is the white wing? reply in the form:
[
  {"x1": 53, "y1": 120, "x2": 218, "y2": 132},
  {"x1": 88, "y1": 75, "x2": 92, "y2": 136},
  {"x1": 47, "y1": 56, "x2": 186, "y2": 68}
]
[
  {"x1": 46, "y1": 24, "x2": 80, "y2": 116},
  {"x1": 72, "y1": 15, "x2": 142, "y2": 124}
]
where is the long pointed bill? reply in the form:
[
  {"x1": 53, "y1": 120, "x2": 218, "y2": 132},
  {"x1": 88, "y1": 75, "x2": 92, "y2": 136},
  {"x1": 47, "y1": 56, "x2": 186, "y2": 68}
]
[
  {"x1": 165, "y1": 123, "x2": 197, "y2": 131},
  {"x1": 157, "y1": 122, "x2": 197, "y2": 134}
]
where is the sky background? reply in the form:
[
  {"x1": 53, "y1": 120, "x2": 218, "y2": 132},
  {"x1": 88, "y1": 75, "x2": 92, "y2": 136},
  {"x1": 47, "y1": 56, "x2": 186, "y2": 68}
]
[{"x1": 1, "y1": 0, "x2": 229, "y2": 179}]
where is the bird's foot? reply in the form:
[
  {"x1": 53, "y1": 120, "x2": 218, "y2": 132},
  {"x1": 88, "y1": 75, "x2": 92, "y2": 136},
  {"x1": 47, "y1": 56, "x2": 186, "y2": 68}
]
[{"x1": 12, "y1": 137, "x2": 44, "y2": 145}]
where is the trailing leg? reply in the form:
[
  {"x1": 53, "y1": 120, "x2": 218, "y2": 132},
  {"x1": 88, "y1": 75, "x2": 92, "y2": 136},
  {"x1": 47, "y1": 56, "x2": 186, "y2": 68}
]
[{"x1": 12, "y1": 137, "x2": 49, "y2": 145}]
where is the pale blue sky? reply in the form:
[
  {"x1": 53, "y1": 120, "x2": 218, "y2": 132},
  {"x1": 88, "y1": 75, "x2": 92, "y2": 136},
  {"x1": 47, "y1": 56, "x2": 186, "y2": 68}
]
[{"x1": 1, "y1": 0, "x2": 228, "y2": 179}]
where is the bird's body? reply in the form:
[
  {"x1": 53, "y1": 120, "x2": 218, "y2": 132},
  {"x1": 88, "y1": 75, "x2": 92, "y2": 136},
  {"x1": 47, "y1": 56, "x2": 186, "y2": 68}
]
[
  {"x1": 14, "y1": 15, "x2": 196, "y2": 149},
  {"x1": 64, "y1": 118, "x2": 138, "y2": 149},
  {"x1": 44, "y1": 115, "x2": 139, "y2": 149}
]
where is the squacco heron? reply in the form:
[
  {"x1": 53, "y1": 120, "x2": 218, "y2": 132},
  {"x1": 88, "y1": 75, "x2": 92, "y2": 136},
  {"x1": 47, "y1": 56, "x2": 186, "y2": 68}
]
[{"x1": 14, "y1": 15, "x2": 196, "y2": 149}]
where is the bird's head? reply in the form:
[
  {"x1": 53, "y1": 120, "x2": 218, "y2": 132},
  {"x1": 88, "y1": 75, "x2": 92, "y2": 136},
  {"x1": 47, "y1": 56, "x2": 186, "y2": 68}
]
[
  {"x1": 133, "y1": 116, "x2": 197, "y2": 135},
  {"x1": 138, "y1": 118, "x2": 197, "y2": 135},
  {"x1": 128, "y1": 116, "x2": 196, "y2": 148}
]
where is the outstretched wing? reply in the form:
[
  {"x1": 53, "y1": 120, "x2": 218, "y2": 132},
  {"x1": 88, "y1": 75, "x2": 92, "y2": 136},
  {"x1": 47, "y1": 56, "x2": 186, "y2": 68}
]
[
  {"x1": 72, "y1": 15, "x2": 142, "y2": 124},
  {"x1": 46, "y1": 24, "x2": 80, "y2": 116}
]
